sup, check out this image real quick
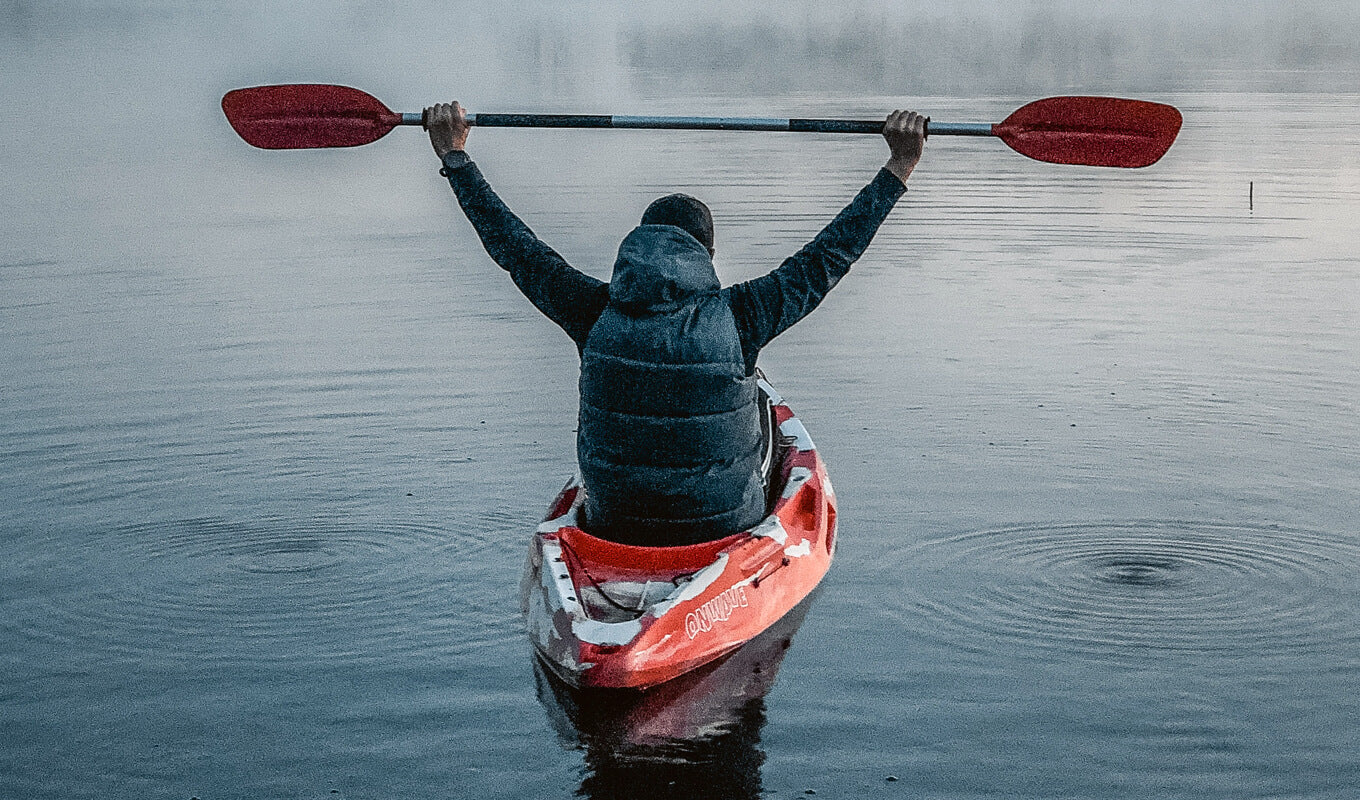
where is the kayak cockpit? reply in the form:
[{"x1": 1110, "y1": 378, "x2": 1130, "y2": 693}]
[{"x1": 541, "y1": 489, "x2": 748, "y2": 624}]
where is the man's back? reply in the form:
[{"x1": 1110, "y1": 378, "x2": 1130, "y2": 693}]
[{"x1": 577, "y1": 225, "x2": 766, "y2": 545}]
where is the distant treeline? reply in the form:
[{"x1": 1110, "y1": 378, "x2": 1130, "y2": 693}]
[
  {"x1": 618, "y1": 5, "x2": 1360, "y2": 95},
  {"x1": 5, "y1": 1, "x2": 1357, "y2": 97}
]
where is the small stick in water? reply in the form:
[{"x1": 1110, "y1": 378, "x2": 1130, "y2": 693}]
[{"x1": 1250, "y1": 181, "x2": 1254, "y2": 211}]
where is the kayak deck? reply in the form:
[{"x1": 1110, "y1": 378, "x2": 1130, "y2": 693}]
[{"x1": 522, "y1": 379, "x2": 837, "y2": 689}]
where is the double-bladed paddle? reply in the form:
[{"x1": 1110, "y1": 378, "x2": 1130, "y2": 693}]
[{"x1": 222, "y1": 84, "x2": 1182, "y2": 168}]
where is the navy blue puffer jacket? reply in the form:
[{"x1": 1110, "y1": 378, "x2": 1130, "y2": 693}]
[{"x1": 578, "y1": 225, "x2": 766, "y2": 544}]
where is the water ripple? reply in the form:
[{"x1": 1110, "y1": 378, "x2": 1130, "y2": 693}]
[
  {"x1": 7, "y1": 516, "x2": 523, "y2": 669},
  {"x1": 893, "y1": 521, "x2": 1360, "y2": 661}
]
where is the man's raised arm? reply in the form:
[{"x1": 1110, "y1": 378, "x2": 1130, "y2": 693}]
[
  {"x1": 725, "y1": 110, "x2": 926, "y2": 368},
  {"x1": 426, "y1": 102, "x2": 608, "y2": 346}
]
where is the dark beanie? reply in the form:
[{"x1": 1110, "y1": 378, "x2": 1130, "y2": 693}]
[{"x1": 640, "y1": 194, "x2": 714, "y2": 252}]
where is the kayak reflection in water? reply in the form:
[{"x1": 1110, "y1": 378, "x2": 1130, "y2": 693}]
[
  {"x1": 534, "y1": 594, "x2": 816, "y2": 800},
  {"x1": 425, "y1": 103, "x2": 925, "y2": 545}
]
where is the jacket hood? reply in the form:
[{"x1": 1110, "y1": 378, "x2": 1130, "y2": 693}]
[{"x1": 608, "y1": 224, "x2": 719, "y2": 314}]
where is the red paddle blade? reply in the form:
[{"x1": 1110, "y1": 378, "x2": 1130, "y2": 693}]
[
  {"x1": 995, "y1": 96, "x2": 1182, "y2": 168},
  {"x1": 222, "y1": 84, "x2": 402, "y2": 149}
]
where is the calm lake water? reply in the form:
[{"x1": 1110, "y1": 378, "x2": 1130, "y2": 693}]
[{"x1": 3, "y1": 3, "x2": 1359, "y2": 798}]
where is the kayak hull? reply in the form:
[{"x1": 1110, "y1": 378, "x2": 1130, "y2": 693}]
[{"x1": 521, "y1": 380, "x2": 836, "y2": 690}]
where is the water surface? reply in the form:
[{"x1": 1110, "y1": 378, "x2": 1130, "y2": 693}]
[{"x1": 3, "y1": 3, "x2": 1359, "y2": 798}]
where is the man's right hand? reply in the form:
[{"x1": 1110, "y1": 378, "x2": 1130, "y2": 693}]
[
  {"x1": 424, "y1": 102, "x2": 470, "y2": 159},
  {"x1": 883, "y1": 109, "x2": 927, "y2": 185}
]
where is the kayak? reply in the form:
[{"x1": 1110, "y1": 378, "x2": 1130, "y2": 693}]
[{"x1": 521, "y1": 377, "x2": 837, "y2": 690}]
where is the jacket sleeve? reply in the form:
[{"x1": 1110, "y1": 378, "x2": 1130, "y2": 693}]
[
  {"x1": 443, "y1": 159, "x2": 609, "y2": 346},
  {"x1": 724, "y1": 168, "x2": 906, "y2": 366}
]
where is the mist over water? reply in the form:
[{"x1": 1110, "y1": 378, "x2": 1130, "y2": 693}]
[
  {"x1": 3, "y1": 2, "x2": 1360, "y2": 799},
  {"x1": 5, "y1": 2, "x2": 1360, "y2": 103}
]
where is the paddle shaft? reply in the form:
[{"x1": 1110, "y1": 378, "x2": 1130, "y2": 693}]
[{"x1": 398, "y1": 112, "x2": 991, "y2": 136}]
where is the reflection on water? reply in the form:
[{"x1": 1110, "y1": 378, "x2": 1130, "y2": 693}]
[{"x1": 536, "y1": 598, "x2": 813, "y2": 800}]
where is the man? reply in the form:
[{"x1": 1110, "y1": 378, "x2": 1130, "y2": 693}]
[{"x1": 426, "y1": 103, "x2": 926, "y2": 546}]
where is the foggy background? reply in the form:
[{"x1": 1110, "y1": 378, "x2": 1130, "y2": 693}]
[{"x1": 5, "y1": 0, "x2": 1360, "y2": 104}]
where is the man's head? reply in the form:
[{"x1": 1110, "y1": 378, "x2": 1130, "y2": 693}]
[{"x1": 641, "y1": 194, "x2": 714, "y2": 256}]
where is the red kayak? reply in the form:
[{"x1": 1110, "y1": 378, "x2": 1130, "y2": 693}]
[{"x1": 522, "y1": 378, "x2": 837, "y2": 689}]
